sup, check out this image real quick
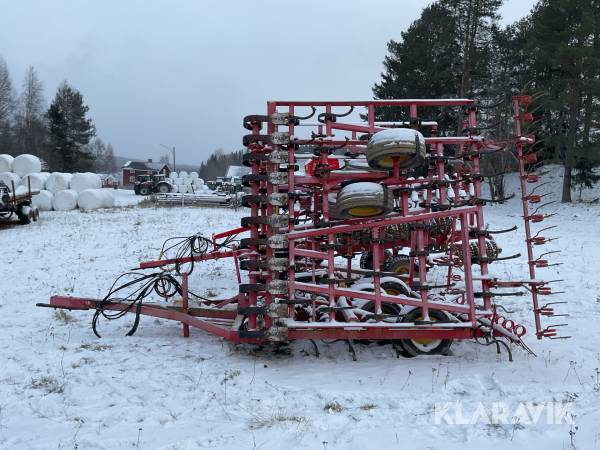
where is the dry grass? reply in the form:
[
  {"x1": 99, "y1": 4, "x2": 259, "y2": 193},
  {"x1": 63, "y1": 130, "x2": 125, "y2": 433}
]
[{"x1": 31, "y1": 376, "x2": 64, "y2": 394}]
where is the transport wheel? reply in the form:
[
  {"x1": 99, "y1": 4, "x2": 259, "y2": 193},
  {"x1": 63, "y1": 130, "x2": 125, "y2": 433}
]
[
  {"x1": 366, "y1": 128, "x2": 426, "y2": 170},
  {"x1": 380, "y1": 280, "x2": 411, "y2": 297},
  {"x1": 32, "y1": 207, "x2": 39, "y2": 222},
  {"x1": 157, "y1": 183, "x2": 171, "y2": 193},
  {"x1": 358, "y1": 283, "x2": 414, "y2": 356},
  {"x1": 17, "y1": 206, "x2": 32, "y2": 224},
  {"x1": 400, "y1": 308, "x2": 453, "y2": 356},
  {"x1": 139, "y1": 186, "x2": 150, "y2": 196},
  {"x1": 335, "y1": 182, "x2": 393, "y2": 219},
  {"x1": 384, "y1": 255, "x2": 412, "y2": 276},
  {"x1": 359, "y1": 250, "x2": 393, "y2": 270}
]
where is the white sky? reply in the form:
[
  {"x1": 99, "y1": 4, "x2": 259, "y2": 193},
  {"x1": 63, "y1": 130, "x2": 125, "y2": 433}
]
[{"x1": 0, "y1": 0, "x2": 538, "y2": 164}]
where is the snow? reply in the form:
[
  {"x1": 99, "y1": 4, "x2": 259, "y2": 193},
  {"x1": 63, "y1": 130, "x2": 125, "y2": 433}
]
[
  {"x1": 368, "y1": 127, "x2": 425, "y2": 148},
  {"x1": 0, "y1": 166, "x2": 599, "y2": 449},
  {"x1": 340, "y1": 181, "x2": 384, "y2": 196}
]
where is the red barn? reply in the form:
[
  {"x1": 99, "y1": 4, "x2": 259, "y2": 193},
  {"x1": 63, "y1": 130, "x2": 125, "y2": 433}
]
[{"x1": 122, "y1": 160, "x2": 171, "y2": 187}]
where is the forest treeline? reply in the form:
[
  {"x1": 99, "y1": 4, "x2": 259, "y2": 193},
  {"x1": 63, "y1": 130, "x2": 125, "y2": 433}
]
[
  {"x1": 0, "y1": 61, "x2": 117, "y2": 173},
  {"x1": 372, "y1": 0, "x2": 600, "y2": 202}
]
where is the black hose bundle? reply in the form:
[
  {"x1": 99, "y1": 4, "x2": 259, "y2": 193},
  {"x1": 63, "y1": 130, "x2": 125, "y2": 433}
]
[
  {"x1": 92, "y1": 271, "x2": 183, "y2": 337},
  {"x1": 158, "y1": 232, "x2": 240, "y2": 275},
  {"x1": 92, "y1": 232, "x2": 243, "y2": 337}
]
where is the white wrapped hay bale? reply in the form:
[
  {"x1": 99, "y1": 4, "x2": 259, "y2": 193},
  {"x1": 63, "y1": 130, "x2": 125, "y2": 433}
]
[
  {"x1": 189, "y1": 171, "x2": 199, "y2": 180},
  {"x1": 13, "y1": 154, "x2": 42, "y2": 177},
  {"x1": 46, "y1": 172, "x2": 72, "y2": 193},
  {"x1": 0, "y1": 172, "x2": 20, "y2": 189},
  {"x1": 53, "y1": 189, "x2": 78, "y2": 211},
  {"x1": 20, "y1": 173, "x2": 47, "y2": 190},
  {"x1": 184, "y1": 178, "x2": 192, "y2": 186},
  {"x1": 0, "y1": 154, "x2": 14, "y2": 172},
  {"x1": 177, "y1": 184, "x2": 188, "y2": 194},
  {"x1": 78, "y1": 188, "x2": 115, "y2": 210},
  {"x1": 178, "y1": 170, "x2": 188, "y2": 179},
  {"x1": 32, "y1": 190, "x2": 54, "y2": 211},
  {"x1": 70, "y1": 172, "x2": 102, "y2": 192},
  {"x1": 170, "y1": 171, "x2": 178, "y2": 180}
]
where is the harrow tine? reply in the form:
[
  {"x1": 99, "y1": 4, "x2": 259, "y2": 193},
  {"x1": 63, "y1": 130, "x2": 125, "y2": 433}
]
[
  {"x1": 309, "y1": 339, "x2": 320, "y2": 358},
  {"x1": 347, "y1": 339, "x2": 358, "y2": 361}
]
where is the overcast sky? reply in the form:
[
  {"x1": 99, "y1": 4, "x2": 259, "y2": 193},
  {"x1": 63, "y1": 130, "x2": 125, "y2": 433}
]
[{"x1": 0, "y1": 0, "x2": 538, "y2": 165}]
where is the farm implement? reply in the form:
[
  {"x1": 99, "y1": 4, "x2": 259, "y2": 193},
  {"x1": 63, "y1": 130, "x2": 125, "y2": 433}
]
[
  {"x1": 39, "y1": 96, "x2": 568, "y2": 358},
  {"x1": 0, "y1": 178, "x2": 39, "y2": 225}
]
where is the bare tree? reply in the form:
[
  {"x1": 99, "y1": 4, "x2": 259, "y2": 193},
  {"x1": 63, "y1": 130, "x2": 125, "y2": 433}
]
[
  {"x1": 105, "y1": 144, "x2": 117, "y2": 173},
  {"x1": 0, "y1": 57, "x2": 16, "y2": 153},
  {"x1": 15, "y1": 66, "x2": 46, "y2": 155}
]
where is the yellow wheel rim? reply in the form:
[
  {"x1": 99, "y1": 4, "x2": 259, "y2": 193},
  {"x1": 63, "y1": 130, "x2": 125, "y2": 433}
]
[
  {"x1": 348, "y1": 206, "x2": 383, "y2": 217},
  {"x1": 392, "y1": 264, "x2": 409, "y2": 275},
  {"x1": 379, "y1": 155, "x2": 411, "y2": 167},
  {"x1": 412, "y1": 315, "x2": 438, "y2": 345},
  {"x1": 385, "y1": 288, "x2": 400, "y2": 295}
]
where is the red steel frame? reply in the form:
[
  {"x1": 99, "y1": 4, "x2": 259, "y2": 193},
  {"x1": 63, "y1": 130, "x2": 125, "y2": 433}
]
[{"x1": 41, "y1": 96, "x2": 565, "y2": 353}]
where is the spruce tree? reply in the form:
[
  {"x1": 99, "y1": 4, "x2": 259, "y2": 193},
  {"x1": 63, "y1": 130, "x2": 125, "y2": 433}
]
[{"x1": 46, "y1": 81, "x2": 96, "y2": 172}]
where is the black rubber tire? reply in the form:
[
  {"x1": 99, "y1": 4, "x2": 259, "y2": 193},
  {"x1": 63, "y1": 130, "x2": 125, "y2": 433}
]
[
  {"x1": 400, "y1": 308, "x2": 454, "y2": 356},
  {"x1": 384, "y1": 255, "x2": 412, "y2": 276},
  {"x1": 18, "y1": 212, "x2": 30, "y2": 225},
  {"x1": 139, "y1": 186, "x2": 150, "y2": 196},
  {"x1": 366, "y1": 130, "x2": 426, "y2": 170},
  {"x1": 359, "y1": 250, "x2": 393, "y2": 270},
  {"x1": 243, "y1": 152, "x2": 270, "y2": 166},
  {"x1": 243, "y1": 134, "x2": 271, "y2": 147},
  {"x1": 242, "y1": 174, "x2": 268, "y2": 187},
  {"x1": 380, "y1": 280, "x2": 411, "y2": 297},
  {"x1": 335, "y1": 183, "x2": 393, "y2": 219},
  {"x1": 157, "y1": 183, "x2": 171, "y2": 193}
]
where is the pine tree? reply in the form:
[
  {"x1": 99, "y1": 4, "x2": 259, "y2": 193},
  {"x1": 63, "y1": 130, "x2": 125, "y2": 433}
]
[
  {"x1": 46, "y1": 81, "x2": 96, "y2": 172},
  {"x1": 373, "y1": 0, "x2": 503, "y2": 137},
  {"x1": 524, "y1": 0, "x2": 600, "y2": 202}
]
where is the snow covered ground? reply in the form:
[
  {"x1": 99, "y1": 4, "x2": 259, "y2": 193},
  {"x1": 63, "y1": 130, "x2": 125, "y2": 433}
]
[{"x1": 1, "y1": 168, "x2": 599, "y2": 449}]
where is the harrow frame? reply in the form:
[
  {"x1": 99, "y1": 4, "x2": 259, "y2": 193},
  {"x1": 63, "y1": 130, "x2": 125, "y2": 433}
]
[{"x1": 41, "y1": 96, "x2": 565, "y2": 356}]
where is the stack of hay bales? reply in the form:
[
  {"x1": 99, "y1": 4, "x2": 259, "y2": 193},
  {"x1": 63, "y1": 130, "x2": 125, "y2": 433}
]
[
  {"x1": 173, "y1": 170, "x2": 210, "y2": 194},
  {"x1": 0, "y1": 153, "x2": 117, "y2": 212}
]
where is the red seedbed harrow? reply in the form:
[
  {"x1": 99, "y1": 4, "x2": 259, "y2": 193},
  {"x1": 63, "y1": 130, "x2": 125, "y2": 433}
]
[{"x1": 40, "y1": 96, "x2": 567, "y2": 358}]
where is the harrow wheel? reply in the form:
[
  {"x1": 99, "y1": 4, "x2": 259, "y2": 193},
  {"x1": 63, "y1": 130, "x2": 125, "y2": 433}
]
[
  {"x1": 366, "y1": 128, "x2": 426, "y2": 170},
  {"x1": 359, "y1": 250, "x2": 393, "y2": 270},
  {"x1": 384, "y1": 255, "x2": 412, "y2": 276},
  {"x1": 335, "y1": 182, "x2": 393, "y2": 219},
  {"x1": 400, "y1": 308, "x2": 453, "y2": 356}
]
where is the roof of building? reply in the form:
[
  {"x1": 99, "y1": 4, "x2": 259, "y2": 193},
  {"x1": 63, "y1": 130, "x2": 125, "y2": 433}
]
[
  {"x1": 122, "y1": 160, "x2": 171, "y2": 171},
  {"x1": 226, "y1": 165, "x2": 250, "y2": 178}
]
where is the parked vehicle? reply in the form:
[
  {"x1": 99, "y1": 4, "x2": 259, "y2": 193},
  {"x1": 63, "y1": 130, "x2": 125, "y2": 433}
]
[
  {"x1": 133, "y1": 173, "x2": 173, "y2": 195},
  {"x1": 0, "y1": 181, "x2": 39, "y2": 225}
]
